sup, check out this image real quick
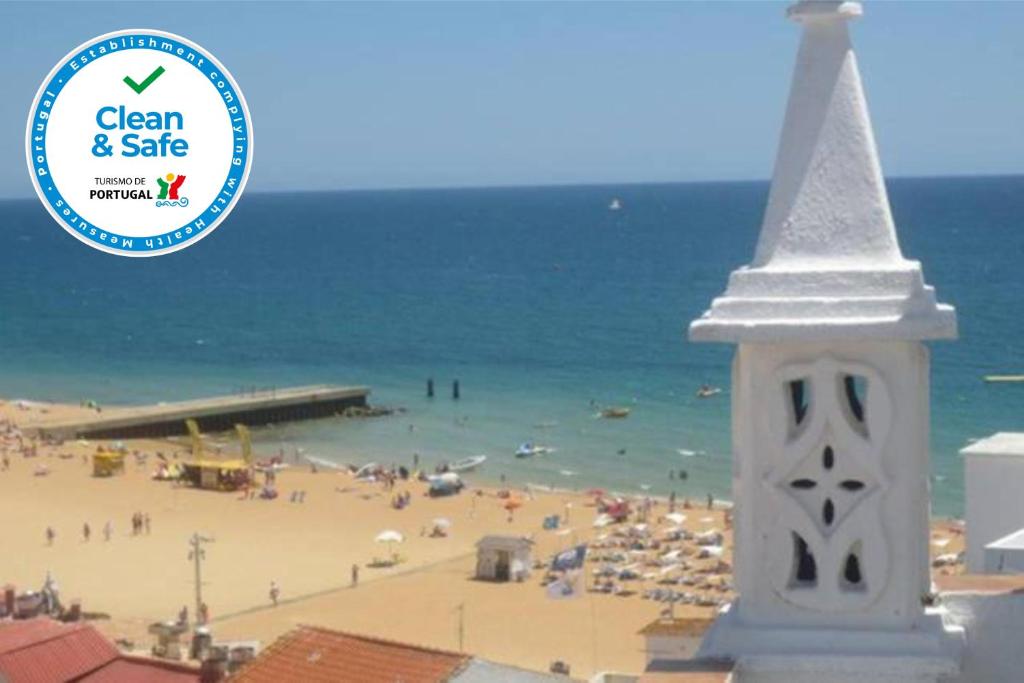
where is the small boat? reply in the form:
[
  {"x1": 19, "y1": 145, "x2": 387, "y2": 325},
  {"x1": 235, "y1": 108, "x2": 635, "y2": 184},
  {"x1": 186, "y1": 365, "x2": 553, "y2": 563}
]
[
  {"x1": 696, "y1": 384, "x2": 722, "y2": 398},
  {"x1": 515, "y1": 443, "x2": 553, "y2": 458},
  {"x1": 984, "y1": 375, "x2": 1024, "y2": 383},
  {"x1": 599, "y1": 407, "x2": 631, "y2": 419},
  {"x1": 448, "y1": 455, "x2": 487, "y2": 473},
  {"x1": 609, "y1": 198, "x2": 622, "y2": 211}
]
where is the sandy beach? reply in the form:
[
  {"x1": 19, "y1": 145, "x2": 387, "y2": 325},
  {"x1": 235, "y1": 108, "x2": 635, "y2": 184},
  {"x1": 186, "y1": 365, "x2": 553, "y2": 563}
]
[{"x1": 0, "y1": 399, "x2": 966, "y2": 679}]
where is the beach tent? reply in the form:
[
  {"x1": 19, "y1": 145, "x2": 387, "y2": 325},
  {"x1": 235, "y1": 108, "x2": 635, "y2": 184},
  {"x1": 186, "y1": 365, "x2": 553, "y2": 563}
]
[{"x1": 92, "y1": 449, "x2": 126, "y2": 477}]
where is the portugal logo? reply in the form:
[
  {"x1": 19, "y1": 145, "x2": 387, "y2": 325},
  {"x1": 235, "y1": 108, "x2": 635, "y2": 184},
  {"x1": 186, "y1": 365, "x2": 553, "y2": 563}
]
[
  {"x1": 26, "y1": 30, "x2": 253, "y2": 256},
  {"x1": 155, "y1": 173, "x2": 188, "y2": 207}
]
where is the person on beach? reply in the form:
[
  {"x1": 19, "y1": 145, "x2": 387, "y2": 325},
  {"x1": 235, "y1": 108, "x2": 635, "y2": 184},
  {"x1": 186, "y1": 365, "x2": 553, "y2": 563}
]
[
  {"x1": 351, "y1": 564, "x2": 359, "y2": 587},
  {"x1": 178, "y1": 605, "x2": 188, "y2": 626},
  {"x1": 103, "y1": 520, "x2": 113, "y2": 542},
  {"x1": 82, "y1": 522, "x2": 91, "y2": 542},
  {"x1": 144, "y1": 514, "x2": 151, "y2": 535},
  {"x1": 45, "y1": 526, "x2": 55, "y2": 546},
  {"x1": 707, "y1": 493, "x2": 714, "y2": 510},
  {"x1": 269, "y1": 581, "x2": 280, "y2": 606},
  {"x1": 199, "y1": 602, "x2": 210, "y2": 625}
]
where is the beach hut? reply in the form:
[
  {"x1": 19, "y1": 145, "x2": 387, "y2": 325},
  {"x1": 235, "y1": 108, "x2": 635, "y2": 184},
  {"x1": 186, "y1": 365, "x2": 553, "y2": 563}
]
[
  {"x1": 475, "y1": 535, "x2": 533, "y2": 582},
  {"x1": 92, "y1": 448, "x2": 126, "y2": 477}
]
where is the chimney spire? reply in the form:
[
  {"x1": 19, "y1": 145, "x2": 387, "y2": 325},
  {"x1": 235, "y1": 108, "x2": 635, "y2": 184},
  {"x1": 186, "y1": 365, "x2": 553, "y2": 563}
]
[{"x1": 690, "y1": 1, "x2": 955, "y2": 343}]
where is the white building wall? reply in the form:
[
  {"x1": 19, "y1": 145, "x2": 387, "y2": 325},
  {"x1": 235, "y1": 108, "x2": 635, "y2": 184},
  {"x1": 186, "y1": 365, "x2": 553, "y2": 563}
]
[
  {"x1": 962, "y1": 442, "x2": 1024, "y2": 572},
  {"x1": 942, "y1": 591, "x2": 1024, "y2": 682}
]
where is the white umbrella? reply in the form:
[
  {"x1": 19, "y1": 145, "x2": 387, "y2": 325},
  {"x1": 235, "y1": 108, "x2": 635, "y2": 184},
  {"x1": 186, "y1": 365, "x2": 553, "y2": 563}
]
[
  {"x1": 432, "y1": 518, "x2": 452, "y2": 530},
  {"x1": 375, "y1": 530, "x2": 404, "y2": 543},
  {"x1": 375, "y1": 530, "x2": 404, "y2": 562},
  {"x1": 665, "y1": 513, "x2": 686, "y2": 525}
]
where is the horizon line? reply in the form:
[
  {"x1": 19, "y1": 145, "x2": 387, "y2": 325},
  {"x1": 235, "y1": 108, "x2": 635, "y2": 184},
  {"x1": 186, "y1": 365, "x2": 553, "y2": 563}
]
[{"x1": 0, "y1": 171, "x2": 1021, "y2": 202}]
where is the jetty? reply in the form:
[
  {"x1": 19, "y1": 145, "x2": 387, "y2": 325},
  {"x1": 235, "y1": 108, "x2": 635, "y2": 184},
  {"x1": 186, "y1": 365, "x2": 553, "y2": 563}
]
[{"x1": 28, "y1": 384, "x2": 370, "y2": 441}]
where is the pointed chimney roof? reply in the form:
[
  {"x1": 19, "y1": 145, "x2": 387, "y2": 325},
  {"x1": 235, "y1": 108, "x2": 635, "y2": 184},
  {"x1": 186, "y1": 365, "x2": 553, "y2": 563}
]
[{"x1": 690, "y1": 1, "x2": 956, "y2": 343}]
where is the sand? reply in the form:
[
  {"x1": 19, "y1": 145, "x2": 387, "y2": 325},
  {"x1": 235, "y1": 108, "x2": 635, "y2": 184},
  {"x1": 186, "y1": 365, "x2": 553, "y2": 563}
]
[{"x1": 0, "y1": 398, "x2": 965, "y2": 679}]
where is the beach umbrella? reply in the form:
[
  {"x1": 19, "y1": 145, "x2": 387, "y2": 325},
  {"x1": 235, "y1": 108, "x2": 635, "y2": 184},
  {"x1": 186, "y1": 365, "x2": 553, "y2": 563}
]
[
  {"x1": 665, "y1": 513, "x2": 686, "y2": 525},
  {"x1": 432, "y1": 517, "x2": 452, "y2": 530},
  {"x1": 375, "y1": 530, "x2": 404, "y2": 543},
  {"x1": 375, "y1": 529, "x2": 404, "y2": 561}
]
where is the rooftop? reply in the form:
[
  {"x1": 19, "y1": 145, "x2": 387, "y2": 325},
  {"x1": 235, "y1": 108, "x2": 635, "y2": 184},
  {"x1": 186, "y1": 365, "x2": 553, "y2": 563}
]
[
  {"x1": 0, "y1": 619, "x2": 118, "y2": 683},
  {"x1": 960, "y1": 432, "x2": 1024, "y2": 458},
  {"x1": 638, "y1": 617, "x2": 715, "y2": 638},
  {"x1": 986, "y1": 528, "x2": 1024, "y2": 551},
  {"x1": 639, "y1": 658, "x2": 735, "y2": 682},
  {"x1": 231, "y1": 625, "x2": 470, "y2": 683},
  {"x1": 0, "y1": 618, "x2": 198, "y2": 683}
]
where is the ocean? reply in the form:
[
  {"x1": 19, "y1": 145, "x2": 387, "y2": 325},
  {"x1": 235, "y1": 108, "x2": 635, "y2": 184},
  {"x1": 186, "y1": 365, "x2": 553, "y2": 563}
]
[{"x1": 1, "y1": 176, "x2": 1022, "y2": 516}]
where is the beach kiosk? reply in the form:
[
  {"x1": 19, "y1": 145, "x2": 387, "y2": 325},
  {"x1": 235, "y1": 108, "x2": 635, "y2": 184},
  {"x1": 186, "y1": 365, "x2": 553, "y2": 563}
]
[
  {"x1": 181, "y1": 459, "x2": 250, "y2": 491},
  {"x1": 92, "y1": 447, "x2": 126, "y2": 477},
  {"x1": 475, "y1": 535, "x2": 533, "y2": 582},
  {"x1": 178, "y1": 420, "x2": 253, "y2": 491}
]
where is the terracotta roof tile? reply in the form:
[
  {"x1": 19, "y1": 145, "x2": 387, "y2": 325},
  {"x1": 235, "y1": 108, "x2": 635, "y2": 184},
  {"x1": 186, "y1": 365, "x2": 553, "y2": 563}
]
[
  {"x1": 0, "y1": 619, "x2": 118, "y2": 683},
  {"x1": 76, "y1": 655, "x2": 200, "y2": 682},
  {"x1": 232, "y1": 625, "x2": 470, "y2": 683}
]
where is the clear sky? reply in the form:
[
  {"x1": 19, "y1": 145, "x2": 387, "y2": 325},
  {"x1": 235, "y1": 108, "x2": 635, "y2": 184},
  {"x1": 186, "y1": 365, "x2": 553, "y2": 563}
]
[{"x1": 1, "y1": 1, "x2": 1021, "y2": 197}]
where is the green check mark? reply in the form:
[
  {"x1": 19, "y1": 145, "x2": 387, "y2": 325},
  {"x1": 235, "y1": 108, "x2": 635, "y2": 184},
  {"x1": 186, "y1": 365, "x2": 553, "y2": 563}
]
[{"x1": 123, "y1": 66, "x2": 165, "y2": 94}]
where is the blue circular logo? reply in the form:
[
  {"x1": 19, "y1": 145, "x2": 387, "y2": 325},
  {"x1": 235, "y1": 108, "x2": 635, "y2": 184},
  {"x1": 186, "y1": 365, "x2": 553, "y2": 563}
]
[{"x1": 26, "y1": 29, "x2": 254, "y2": 256}]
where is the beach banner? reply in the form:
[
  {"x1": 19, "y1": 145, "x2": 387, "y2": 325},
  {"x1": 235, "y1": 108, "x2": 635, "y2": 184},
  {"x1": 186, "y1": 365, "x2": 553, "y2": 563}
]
[
  {"x1": 545, "y1": 570, "x2": 583, "y2": 600},
  {"x1": 26, "y1": 30, "x2": 253, "y2": 256},
  {"x1": 550, "y1": 544, "x2": 588, "y2": 572}
]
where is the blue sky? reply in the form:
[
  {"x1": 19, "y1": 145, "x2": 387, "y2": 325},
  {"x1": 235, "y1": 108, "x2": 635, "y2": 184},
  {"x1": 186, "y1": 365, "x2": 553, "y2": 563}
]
[{"x1": 1, "y1": 1, "x2": 1022, "y2": 197}]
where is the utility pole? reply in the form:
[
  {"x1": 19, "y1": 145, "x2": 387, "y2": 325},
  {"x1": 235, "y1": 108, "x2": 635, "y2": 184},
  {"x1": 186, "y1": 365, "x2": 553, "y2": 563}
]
[
  {"x1": 188, "y1": 533, "x2": 214, "y2": 620},
  {"x1": 456, "y1": 603, "x2": 465, "y2": 652}
]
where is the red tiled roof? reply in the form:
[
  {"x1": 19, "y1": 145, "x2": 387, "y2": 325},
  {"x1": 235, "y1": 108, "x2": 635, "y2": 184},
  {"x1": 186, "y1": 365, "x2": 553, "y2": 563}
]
[
  {"x1": 0, "y1": 619, "x2": 118, "y2": 683},
  {"x1": 232, "y1": 625, "x2": 470, "y2": 683},
  {"x1": 76, "y1": 655, "x2": 199, "y2": 682}
]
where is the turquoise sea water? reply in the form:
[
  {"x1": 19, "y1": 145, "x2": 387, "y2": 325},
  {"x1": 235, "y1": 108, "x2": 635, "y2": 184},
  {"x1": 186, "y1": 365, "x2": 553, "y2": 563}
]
[{"x1": 1, "y1": 177, "x2": 1022, "y2": 516}]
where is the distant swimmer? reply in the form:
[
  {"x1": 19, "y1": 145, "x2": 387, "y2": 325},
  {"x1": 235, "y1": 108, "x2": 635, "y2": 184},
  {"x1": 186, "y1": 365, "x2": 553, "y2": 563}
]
[
  {"x1": 697, "y1": 384, "x2": 722, "y2": 399},
  {"x1": 617, "y1": 448, "x2": 627, "y2": 456}
]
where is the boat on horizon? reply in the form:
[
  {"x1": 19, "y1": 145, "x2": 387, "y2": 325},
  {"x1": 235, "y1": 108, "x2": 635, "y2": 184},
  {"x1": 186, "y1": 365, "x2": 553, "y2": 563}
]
[{"x1": 608, "y1": 198, "x2": 622, "y2": 211}]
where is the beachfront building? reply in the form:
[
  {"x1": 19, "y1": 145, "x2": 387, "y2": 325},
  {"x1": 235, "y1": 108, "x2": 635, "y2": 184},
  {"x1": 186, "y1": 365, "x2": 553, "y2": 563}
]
[
  {"x1": 684, "y1": 1, "x2": 966, "y2": 680},
  {"x1": 960, "y1": 432, "x2": 1024, "y2": 572},
  {"x1": 475, "y1": 535, "x2": 533, "y2": 582}
]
